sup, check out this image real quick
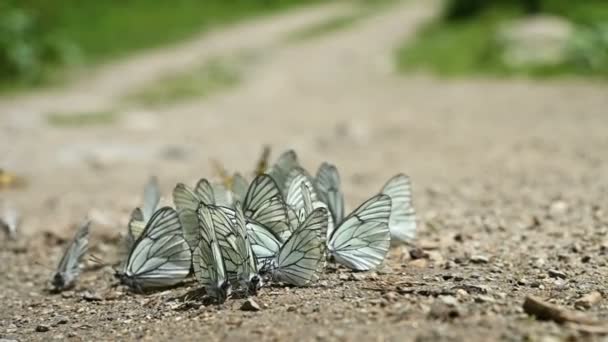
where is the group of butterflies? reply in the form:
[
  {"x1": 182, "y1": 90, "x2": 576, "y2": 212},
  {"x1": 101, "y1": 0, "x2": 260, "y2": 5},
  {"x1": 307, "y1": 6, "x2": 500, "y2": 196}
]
[{"x1": 50, "y1": 149, "x2": 416, "y2": 303}]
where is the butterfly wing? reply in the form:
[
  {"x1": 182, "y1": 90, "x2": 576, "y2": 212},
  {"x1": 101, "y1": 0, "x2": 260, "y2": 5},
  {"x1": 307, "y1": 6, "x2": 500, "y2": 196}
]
[
  {"x1": 193, "y1": 178, "x2": 216, "y2": 206},
  {"x1": 142, "y1": 176, "x2": 161, "y2": 223},
  {"x1": 122, "y1": 207, "x2": 191, "y2": 289},
  {"x1": 267, "y1": 149, "x2": 299, "y2": 195},
  {"x1": 316, "y1": 162, "x2": 345, "y2": 230},
  {"x1": 328, "y1": 194, "x2": 391, "y2": 271},
  {"x1": 196, "y1": 204, "x2": 230, "y2": 301},
  {"x1": 52, "y1": 221, "x2": 90, "y2": 290},
  {"x1": 242, "y1": 174, "x2": 290, "y2": 241},
  {"x1": 127, "y1": 207, "x2": 146, "y2": 249},
  {"x1": 246, "y1": 220, "x2": 282, "y2": 271},
  {"x1": 272, "y1": 207, "x2": 327, "y2": 286},
  {"x1": 173, "y1": 183, "x2": 200, "y2": 212},
  {"x1": 285, "y1": 167, "x2": 333, "y2": 240},
  {"x1": 231, "y1": 173, "x2": 248, "y2": 204},
  {"x1": 381, "y1": 174, "x2": 417, "y2": 242}
]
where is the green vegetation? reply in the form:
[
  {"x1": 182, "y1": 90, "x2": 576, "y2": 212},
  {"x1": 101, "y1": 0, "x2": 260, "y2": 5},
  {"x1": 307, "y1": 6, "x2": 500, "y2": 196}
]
[
  {"x1": 124, "y1": 54, "x2": 251, "y2": 107},
  {"x1": 1, "y1": 0, "x2": 328, "y2": 88},
  {"x1": 397, "y1": 0, "x2": 608, "y2": 78},
  {"x1": 47, "y1": 111, "x2": 118, "y2": 127}
]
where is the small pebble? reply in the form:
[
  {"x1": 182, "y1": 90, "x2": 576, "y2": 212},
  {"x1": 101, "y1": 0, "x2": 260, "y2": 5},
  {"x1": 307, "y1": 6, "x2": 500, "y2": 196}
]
[
  {"x1": 575, "y1": 291, "x2": 602, "y2": 310},
  {"x1": 470, "y1": 255, "x2": 489, "y2": 264},
  {"x1": 240, "y1": 298, "x2": 261, "y2": 312},
  {"x1": 548, "y1": 269, "x2": 567, "y2": 279},
  {"x1": 408, "y1": 259, "x2": 428, "y2": 269},
  {"x1": 35, "y1": 324, "x2": 50, "y2": 332}
]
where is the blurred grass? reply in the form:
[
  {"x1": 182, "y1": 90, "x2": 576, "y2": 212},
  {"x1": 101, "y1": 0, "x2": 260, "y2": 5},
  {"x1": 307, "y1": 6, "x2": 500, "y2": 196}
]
[
  {"x1": 124, "y1": 53, "x2": 254, "y2": 107},
  {"x1": 0, "y1": 0, "x2": 329, "y2": 90},
  {"x1": 47, "y1": 111, "x2": 118, "y2": 127},
  {"x1": 397, "y1": 0, "x2": 608, "y2": 78}
]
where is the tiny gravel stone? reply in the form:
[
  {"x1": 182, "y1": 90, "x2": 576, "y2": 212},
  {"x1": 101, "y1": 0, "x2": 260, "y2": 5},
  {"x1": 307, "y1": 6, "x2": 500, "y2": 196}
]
[
  {"x1": 409, "y1": 248, "x2": 428, "y2": 260},
  {"x1": 575, "y1": 291, "x2": 602, "y2": 310},
  {"x1": 408, "y1": 259, "x2": 428, "y2": 269},
  {"x1": 548, "y1": 269, "x2": 567, "y2": 279},
  {"x1": 383, "y1": 292, "x2": 398, "y2": 302},
  {"x1": 549, "y1": 200, "x2": 568, "y2": 217},
  {"x1": 475, "y1": 295, "x2": 495, "y2": 303},
  {"x1": 470, "y1": 255, "x2": 489, "y2": 264},
  {"x1": 581, "y1": 255, "x2": 591, "y2": 263},
  {"x1": 35, "y1": 324, "x2": 50, "y2": 332},
  {"x1": 82, "y1": 291, "x2": 103, "y2": 301},
  {"x1": 240, "y1": 299, "x2": 261, "y2": 312},
  {"x1": 348, "y1": 273, "x2": 365, "y2": 281},
  {"x1": 429, "y1": 300, "x2": 460, "y2": 320},
  {"x1": 456, "y1": 289, "x2": 468, "y2": 298},
  {"x1": 338, "y1": 274, "x2": 349, "y2": 281},
  {"x1": 439, "y1": 295, "x2": 459, "y2": 307}
]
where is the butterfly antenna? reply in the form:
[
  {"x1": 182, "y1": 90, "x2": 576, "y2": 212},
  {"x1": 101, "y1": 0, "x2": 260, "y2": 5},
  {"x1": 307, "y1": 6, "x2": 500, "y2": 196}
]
[
  {"x1": 89, "y1": 254, "x2": 105, "y2": 266},
  {"x1": 253, "y1": 145, "x2": 271, "y2": 177},
  {"x1": 211, "y1": 159, "x2": 233, "y2": 189},
  {"x1": 33, "y1": 260, "x2": 55, "y2": 272}
]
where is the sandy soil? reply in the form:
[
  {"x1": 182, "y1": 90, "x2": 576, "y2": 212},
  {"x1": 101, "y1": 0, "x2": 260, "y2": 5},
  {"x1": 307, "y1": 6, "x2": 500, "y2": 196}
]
[{"x1": 1, "y1": 1, "x2": 608, "y2": 341}]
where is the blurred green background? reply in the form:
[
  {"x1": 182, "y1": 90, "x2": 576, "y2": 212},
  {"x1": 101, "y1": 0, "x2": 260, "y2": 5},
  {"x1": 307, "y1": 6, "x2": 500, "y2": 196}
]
[
  {"x1": 398, "y1": 0, "x2": 608, "y2": 78},
  {"x1": 0, "y1": 0, "x2": 327, "y2": 89},
  {"x1": 1, "y1": 0, "x2": 607, "y2": 91}
]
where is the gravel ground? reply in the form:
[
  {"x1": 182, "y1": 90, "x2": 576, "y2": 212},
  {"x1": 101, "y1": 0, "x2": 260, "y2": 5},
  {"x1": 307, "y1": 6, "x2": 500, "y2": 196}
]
[{"x1": 1, "y1": 1, "x2": 608, "y2": 341}]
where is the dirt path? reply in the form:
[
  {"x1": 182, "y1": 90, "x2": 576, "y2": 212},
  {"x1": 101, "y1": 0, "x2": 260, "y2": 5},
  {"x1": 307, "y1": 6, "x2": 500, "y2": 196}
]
[{"x1": 2, "y1": 0, "x2": 608, "y2": 340}]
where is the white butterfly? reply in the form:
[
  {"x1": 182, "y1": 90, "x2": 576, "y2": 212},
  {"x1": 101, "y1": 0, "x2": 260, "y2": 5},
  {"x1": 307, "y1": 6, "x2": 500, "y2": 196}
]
[
  {"x1": 126, "y1": 176, "x2": 161, "y2": 248},
  {"x1": 116, "y1": 207, "x2": 191, "y2": 292},
  {"x1": 315, "y1": 163, "x2": 392, "y2": 270},
  {"x1": 284, "y1": 167, "x2": 333, "y2": 241},
  {"x1": 194, "y1": 204, "x2": 231, "y2": 303},
  {"x1": 175, "y1": 174, "x2": 288, "y2": 251},
  {"x1": 51, "y1": 221, "x2": 90, "y2": 291},
  {"x1": 326, "y1": 194, "x2": 392, "y2": 271},
  {"x1": 241, "y1": 174, "x2": 290, "y2": 241},
  {"x1": 0, "y1": 202, "x2": 19, "y2": 240},
  {"x1": 267, "y1": 149, "x2": 300, "y2": 196},
  {"x1": 268, "y1": 207, "x2": 328, "y2": 286},
  {"x1": 380, "y1": 174, "x2": 417, "y2": 242},
  {"x1": 205, "y1": 203, "x2": 262, "y2": 295},
  {"x1": 315, "y1": 163, "x2": 345, "y2": 231}
]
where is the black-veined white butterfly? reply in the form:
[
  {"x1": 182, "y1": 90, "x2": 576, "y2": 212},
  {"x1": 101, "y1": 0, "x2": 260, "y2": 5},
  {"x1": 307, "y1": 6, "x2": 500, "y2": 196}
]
[
  {"x1": 381, "y1": 174, "x2": 417, "y2": 242},
  {"x1": 284, "y1": 167, "x2": 333, "y2": 241},
  {"x1": 326, "y1": 194, "x2": 392, "y2": 271},
  {"x1": 268, "y1": 207, "x2": 328, "y2": 286},
  {"x1": 194, "y1": 204, "x2": 231, "y2": 303},
  {"x1": 175, "y1": 174, "x2": 288, "y2": 250},
  {"x1": 315, "y1": 163, "x2": 392, "y2": 270},
  {"x1": 126, "y1": 176, "x2": 161, "y2": 248},
  {"x1": 267, "y1": 149, "x2": 300, "y2": 196},
  {"x1": 205, "y1": 203, "x2": 262, "y2": 295},
  {"x1": 116, "y1": 207, "x2": 191, "y2": 292},
  {"x1": 315, "y1": 163, "x2": 345, "y2": 231},
  {"x1": 241, "y1": 174, "x2": 290, "y2": 241},
  {"x1": 51, "y1": 221, "x2": 90, "y2": 291}
]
